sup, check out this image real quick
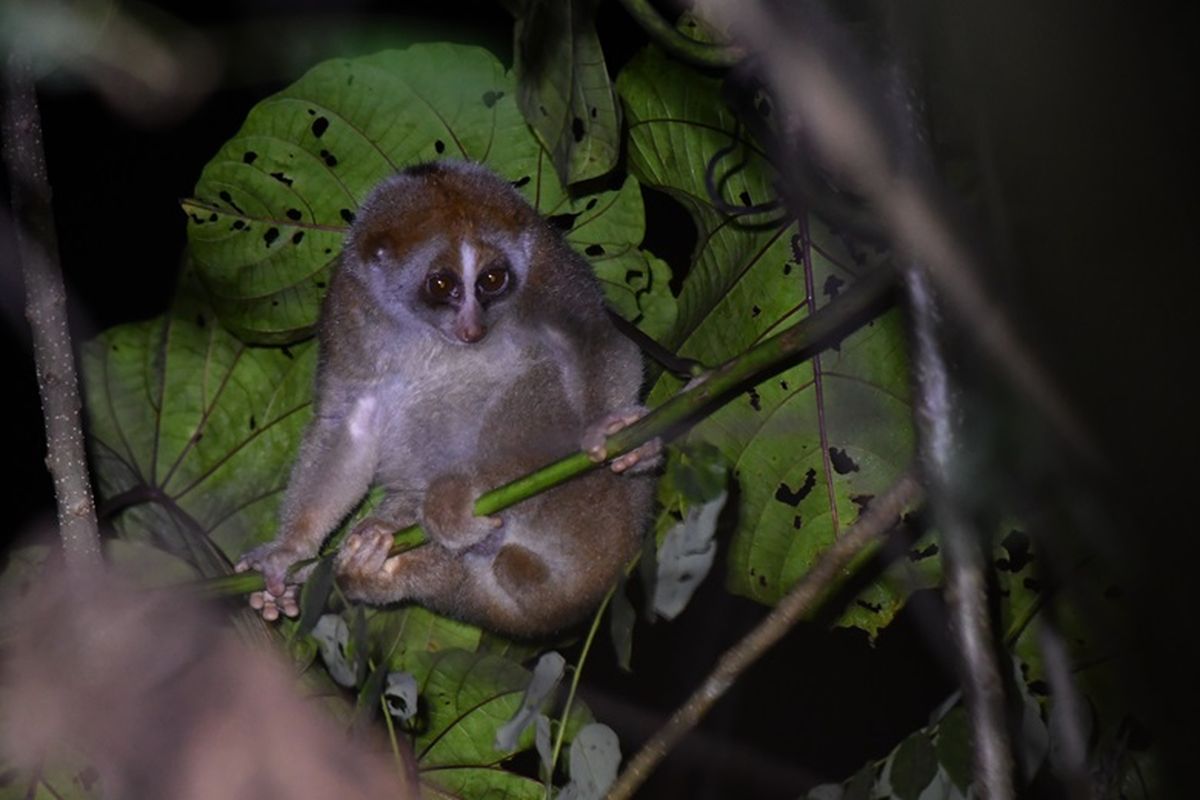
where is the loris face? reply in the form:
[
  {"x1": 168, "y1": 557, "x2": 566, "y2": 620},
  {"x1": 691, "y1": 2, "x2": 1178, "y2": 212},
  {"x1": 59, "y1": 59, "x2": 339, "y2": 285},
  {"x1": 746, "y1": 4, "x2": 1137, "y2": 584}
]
[
  {"x1": 346, "y1": 162, "x2": 539, "y2": 346},
  {"x1": 412, "y1": 239, "x2": 521, "y2": 344}
]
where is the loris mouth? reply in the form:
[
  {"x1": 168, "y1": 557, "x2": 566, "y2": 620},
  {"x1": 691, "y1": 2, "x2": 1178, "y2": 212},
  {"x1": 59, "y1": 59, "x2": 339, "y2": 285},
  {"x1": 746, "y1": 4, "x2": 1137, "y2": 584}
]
[{"x1": 437, "y1": 326, "x2": 488, "y2": 346}]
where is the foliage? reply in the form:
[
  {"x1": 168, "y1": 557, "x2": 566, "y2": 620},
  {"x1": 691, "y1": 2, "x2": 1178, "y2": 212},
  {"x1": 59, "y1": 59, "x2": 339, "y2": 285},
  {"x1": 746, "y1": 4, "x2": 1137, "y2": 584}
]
[
  {"x1": 52, "y1": 24, "x2": 938, "y2": 794},
  {"x1": 8, "y1": 4, "x2": 1136, "y2": 797},
  {"x1": 182, "y1": 44, "x2": 672, "y2": 344},
  {"x1": 618, "y1": 45, "x2": 931, "y2": 636}
]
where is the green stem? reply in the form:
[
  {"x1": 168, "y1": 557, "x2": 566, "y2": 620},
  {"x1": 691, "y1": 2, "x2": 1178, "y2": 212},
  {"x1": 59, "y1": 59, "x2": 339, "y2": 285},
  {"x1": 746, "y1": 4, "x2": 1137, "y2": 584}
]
[
  {"x1": 615, "y1": 0, "x2": 743, "y2": 68},
  {"x1": 548, "y1": 587, "x2": 613, "y2": 795},
  {"x1": 197, "y1": 267, "x2": 895, "y2": 597}
]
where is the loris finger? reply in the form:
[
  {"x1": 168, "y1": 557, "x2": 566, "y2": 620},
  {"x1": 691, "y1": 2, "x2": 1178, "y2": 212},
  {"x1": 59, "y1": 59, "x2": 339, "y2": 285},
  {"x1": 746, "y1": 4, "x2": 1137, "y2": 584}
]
[
  {"x1": 610, "y1": 437, "x2": 664, "y2": 474},
  {"x1": 583, "y1": 406, "x2": 650, "y2": 463}
]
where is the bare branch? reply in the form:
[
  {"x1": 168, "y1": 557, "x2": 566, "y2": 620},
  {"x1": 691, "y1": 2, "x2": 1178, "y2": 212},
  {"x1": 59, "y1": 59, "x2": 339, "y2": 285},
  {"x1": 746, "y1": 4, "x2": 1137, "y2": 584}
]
[
  {"x1": 606, "y1": 471, "x2": 923, "y2": 800},
  {"x1": 908, "y1": 265, "x2": 1013, "y2": 797},
  {"x1": 2, "y1": 53, "x2": 101, "y2": 570}
]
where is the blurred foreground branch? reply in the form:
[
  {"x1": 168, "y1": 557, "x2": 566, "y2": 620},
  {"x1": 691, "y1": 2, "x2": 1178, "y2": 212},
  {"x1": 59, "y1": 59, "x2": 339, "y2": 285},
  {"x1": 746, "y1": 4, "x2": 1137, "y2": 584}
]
[
  {"x1": 0, "y1": 567, "x2": 416, "y2": 798},
  {"x1": 2, "y1": 54, "x2": 100, "y2": 570},
  {"x1": 909, "y1": 267, "x2": 1014, "y2": 798}
]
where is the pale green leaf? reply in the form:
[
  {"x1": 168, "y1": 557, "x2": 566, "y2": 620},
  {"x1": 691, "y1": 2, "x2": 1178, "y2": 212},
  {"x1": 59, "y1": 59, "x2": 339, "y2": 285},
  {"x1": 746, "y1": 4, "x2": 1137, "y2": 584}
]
[{"x1": 653, "y1": 490, "x2": 725, "y2": 620}]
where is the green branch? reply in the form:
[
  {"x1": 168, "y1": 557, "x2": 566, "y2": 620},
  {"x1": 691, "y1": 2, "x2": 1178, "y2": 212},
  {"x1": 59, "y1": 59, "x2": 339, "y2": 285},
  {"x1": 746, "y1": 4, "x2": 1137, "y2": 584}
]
[
  {"x1": 197, "y1": 266, "x2": 896, "y2": 598},
  {"x1": 615, "y1": 0, "x2": 743, "y2": 69}
]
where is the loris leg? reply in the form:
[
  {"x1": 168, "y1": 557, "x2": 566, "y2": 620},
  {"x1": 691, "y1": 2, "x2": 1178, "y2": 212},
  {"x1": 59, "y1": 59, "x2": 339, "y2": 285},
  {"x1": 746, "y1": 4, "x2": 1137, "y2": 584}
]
[
  {"x1": 582, "y1": 405, "x2": 664, "y2": 474},
  {"x1": 333, "y1": 528, "x2": 545, "y2": 634},
  {"x1": 420, "y1": 473, "x2": 503, "y2": 551}
]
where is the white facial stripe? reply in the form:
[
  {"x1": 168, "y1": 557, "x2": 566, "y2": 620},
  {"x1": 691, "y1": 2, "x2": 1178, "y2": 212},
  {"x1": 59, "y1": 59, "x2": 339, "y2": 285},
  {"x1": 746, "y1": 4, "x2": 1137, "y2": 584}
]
[{"x1": 460, "y1": 241, "x2": 479, "y2": 287}]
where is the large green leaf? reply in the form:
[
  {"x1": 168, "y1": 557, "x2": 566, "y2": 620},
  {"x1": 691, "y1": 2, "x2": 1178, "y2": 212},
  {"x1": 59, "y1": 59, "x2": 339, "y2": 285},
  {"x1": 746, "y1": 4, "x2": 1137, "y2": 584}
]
[
  {"x1": 510, "y1": 0, "x2": 621, "y2": 186},
  {"x1": 81, "y1": 300, "x2": 314, "y2": 573},
  {"x1": 184, "y1": 43, "x2": 668, "y2": 344},
  {"x1": 0, "y1": 750, "x2": 103, "y2": 800},
  {"x1": 617, "y1": 46, "x2": 925, "y2": 635},
  {"x1": 369, "y1": 605, "x2": 539, "y2": 673},
  {"x1": 407, "y1": 649, "x2": 591, "y2": 798},
  {"x1": 575, "y1": 176, "x2": 677, "y2": 342}
]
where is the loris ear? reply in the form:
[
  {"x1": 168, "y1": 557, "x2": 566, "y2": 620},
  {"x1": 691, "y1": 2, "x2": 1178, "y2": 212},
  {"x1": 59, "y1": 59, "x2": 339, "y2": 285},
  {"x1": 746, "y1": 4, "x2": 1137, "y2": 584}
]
[{"x1": 359, "y1": 231, "x2": 396, "y2": 266}]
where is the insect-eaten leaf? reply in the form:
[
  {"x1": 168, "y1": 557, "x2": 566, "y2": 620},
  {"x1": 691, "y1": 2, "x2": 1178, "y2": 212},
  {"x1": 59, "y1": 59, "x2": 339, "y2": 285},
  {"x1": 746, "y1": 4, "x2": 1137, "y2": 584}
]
[
  {"x1": 384, "y1": 671, "x2": 419, "y2": 723},
  {"x1": 493, "y1": 651, "x2": 566, "y2": 752},
  {"x1": 511, "y1": 0, "x2": 621, "y2": 186},
  {"x1": 313, "y1": 613, "x2": 357, "y2": 688},
  {"x1": 557, "y1": 723, "x2": 621, "y2": 800},
  {"x1": 618, "y1": 44, "x2": 924, "y2": 637},
  {"x1": 653, "y1": 490, "x2": 727, "y2": 620},
  {"x1": 185, "y1": 43, "x2": 652, "y2": 345}
]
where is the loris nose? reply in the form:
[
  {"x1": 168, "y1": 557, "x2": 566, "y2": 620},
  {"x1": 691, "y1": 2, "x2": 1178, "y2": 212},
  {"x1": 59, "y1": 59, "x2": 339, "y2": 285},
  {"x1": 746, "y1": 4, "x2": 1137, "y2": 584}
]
[
  {"x1": 456, "y1": 301, "x2": 486, "y2": 343},
  {"x1": 458, "y1": 322, "x2": 487, "y2": 343}
]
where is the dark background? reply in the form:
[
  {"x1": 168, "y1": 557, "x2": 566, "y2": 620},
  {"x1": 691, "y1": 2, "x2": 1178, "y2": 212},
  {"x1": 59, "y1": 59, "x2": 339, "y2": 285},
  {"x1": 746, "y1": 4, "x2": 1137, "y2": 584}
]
[{"x1": 3, "y1": 0, "x2": 1194, "y2": 796}]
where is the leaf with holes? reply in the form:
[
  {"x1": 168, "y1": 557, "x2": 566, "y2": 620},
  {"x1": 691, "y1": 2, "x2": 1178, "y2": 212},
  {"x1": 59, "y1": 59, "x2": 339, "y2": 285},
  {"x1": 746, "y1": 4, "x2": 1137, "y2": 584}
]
[
  {"x1": 512, "y1": 0, "x2": 621, "y2": 185},
  {"x1": 184, "y1": 42, "x2": 661, "y2": 343},
  {"x1": 618, "y1": 46, "x2": 925, "y2": 635},
  {"x1": 567, "y1": 175, "x2": 676, "y2": 341},
  {"x1": 407, "y1": 649, "x2": 591, "y2": 799},
  {"x1": 80, "y1": 304, "x2": 314, "y2": 574}
]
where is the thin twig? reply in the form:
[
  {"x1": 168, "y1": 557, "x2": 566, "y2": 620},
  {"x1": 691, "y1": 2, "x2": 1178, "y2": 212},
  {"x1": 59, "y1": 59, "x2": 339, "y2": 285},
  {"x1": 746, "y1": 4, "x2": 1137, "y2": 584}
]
[
  {"x1": 606, "y1": 471, "x2": 924, "y2": 800},
  {"x1": 549, "y1": 587, "x2": 612, "y2": 793},
  {"x1": 2, "y1": 53, "x2": 101, "y2": 570}
]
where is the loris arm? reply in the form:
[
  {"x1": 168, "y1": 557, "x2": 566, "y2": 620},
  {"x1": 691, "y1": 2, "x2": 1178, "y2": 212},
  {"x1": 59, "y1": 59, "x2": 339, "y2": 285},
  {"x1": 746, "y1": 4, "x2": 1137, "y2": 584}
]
[
  {"x1": 237, "y1": 393, "x2": 379, "y2": 615},
  {"x1": 570, "y1": 315, "x2": 664, "y2": 473}
]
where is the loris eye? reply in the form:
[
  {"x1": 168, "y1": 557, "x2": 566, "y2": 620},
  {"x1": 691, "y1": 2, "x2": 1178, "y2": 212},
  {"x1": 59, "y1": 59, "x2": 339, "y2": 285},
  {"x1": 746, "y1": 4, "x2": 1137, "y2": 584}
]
[
  {"x1": 476, "y1": 264, "x2": 510, "y2": 296},
  {"x1": 425, "y1": 272, "x2": 458, "y2": 302}
]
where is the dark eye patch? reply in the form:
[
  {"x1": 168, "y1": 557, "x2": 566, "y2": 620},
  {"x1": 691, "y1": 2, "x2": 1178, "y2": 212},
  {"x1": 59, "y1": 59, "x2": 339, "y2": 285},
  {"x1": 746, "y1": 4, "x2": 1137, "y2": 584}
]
[
  {"x1": 476, "y1": 265, "x2": 509, "y2": 295},
  {"x1": 424, "y1": 272, "x2": 459, "y2": 304}
]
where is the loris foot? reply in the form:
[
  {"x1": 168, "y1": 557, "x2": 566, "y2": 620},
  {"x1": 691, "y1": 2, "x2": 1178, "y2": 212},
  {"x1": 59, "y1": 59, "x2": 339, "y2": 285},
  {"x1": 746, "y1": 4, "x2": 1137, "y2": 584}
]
[
  {"x1": 421, "y1": 474, "x2": 503, "y2": 551},
  {"x1": 583, "y1": 406, "x2": 663, "y2": 474},
  {"x1": 335, "y1": 520, "x2": 401, "y2": 586},
  {"x1": 235, "y1": 542, "x2": 311, "y2": 621}
]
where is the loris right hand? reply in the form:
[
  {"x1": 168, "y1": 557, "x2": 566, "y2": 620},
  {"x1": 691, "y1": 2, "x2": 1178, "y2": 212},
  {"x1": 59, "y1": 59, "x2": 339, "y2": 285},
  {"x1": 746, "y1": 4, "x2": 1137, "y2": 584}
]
[{"x1": 235, "y1": 542, "x2": 314, "y2": 621}]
